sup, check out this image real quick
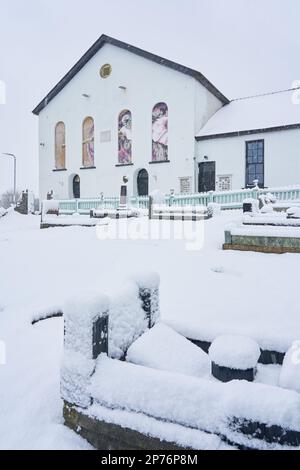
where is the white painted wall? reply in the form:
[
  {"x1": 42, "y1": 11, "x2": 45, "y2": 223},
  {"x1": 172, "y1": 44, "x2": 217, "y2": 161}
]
[
  {"x1": 38, "y1": 43, "x2": 223, "y2": 199},
  {"x1": 196, "y1": 129, "x2": 300, "y2": 190}
]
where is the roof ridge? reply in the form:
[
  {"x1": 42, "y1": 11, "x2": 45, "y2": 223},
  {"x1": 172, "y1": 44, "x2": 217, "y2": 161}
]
[
  {"x1": 32, "y1": 34, "x2": 229, "y2": 115},
  {"x1": 231, "y1": 86, "x2": 300, "y2": 102}
]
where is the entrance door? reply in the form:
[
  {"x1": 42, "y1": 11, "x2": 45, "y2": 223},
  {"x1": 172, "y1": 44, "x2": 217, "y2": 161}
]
[
  {"x1": 73, "y1": 175, "x2": 80, "y2": 199},
  {"x1": 198, "y1": 162, "x2": 216, "y2": 193},
  {"x1": 137, "y1": 169, "x2": 149, "y2": 196}
]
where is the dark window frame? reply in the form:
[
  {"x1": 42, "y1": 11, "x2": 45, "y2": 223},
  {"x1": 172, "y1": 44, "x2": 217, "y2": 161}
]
[{"x1": 245, "y1": 139, "x2": 265, "y2": 188}]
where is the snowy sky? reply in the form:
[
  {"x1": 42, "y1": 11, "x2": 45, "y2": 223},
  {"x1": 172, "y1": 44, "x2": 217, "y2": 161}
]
[{"x1": 0, "y1": 0, "x2": 300, "y2": 194}]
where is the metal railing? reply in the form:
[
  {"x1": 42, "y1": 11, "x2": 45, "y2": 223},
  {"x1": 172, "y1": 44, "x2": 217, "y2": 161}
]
[{"x1": 57, "y1": 186, "x2": 300, "y2": 214}]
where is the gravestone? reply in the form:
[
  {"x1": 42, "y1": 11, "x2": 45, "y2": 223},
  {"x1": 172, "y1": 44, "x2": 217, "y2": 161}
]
[
  {"x1": 118, "y1": 185, "x2": 128, "y2": 211},
  {"x1": 243, "y1": 203, "x2": 253, "y2": 214}
]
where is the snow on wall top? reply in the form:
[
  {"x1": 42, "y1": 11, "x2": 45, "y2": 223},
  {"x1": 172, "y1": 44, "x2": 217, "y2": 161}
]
[{"x1": 196, "y1": 89, "x2": 300, "y2": 138}]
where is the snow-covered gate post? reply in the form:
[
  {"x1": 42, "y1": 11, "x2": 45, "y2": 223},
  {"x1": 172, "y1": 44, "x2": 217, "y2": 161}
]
[
  {"x1": 61, "y1": 294, "x2": 109, "y2": 409},
  {"x1": 135, "y1": 273, "x2": 160, "y2": 329}
]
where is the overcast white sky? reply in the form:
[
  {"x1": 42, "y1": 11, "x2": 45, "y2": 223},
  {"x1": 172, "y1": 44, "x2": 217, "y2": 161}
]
[{"x1": 0, "y1": 0, "x2": 300, "y2": 194}]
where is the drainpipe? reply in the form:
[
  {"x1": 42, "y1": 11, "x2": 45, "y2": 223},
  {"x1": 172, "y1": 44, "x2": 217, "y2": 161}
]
[{"x1": 193, "y1": 156, "x2": 198, "y2": 193}]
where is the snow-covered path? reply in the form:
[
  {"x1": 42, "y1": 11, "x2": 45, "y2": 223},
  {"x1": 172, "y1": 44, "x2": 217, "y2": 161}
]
[{"x1": 0, "y1": 211, "x2": 299, "y2": 449}]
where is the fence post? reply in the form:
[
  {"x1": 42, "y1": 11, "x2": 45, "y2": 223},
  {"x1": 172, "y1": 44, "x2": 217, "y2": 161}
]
[
  {"x1": 207, "y1": 191, "x2": 214, "y2": 205},
  {"x1": 92, "y1": 313, "x2": 109, "y2": 359},
  {"x1": 148, "y1": 196, "x2": 153, "y2": 220},
  {"x1": 135, "y1": 273, "x2": 160, "y2": 329},
  {"x1": 61, "y1": 295, "x2": 110, "y2": 409},
  {"x1": 169, "y1": 191, "x2": 175, "y2": 207}
]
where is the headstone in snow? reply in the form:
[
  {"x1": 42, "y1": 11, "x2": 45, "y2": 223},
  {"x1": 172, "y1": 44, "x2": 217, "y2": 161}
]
[
  {"x1": 119, "y1": 185, "x2": 128, "y2": 210},
  {"x1": 209, "y1": 335, "x2": 261, "y2": 383},
  {"x1": 279, "y1": 341, "x2": 300, "y2": 393},
  {"x1": 243, "y1": 199, "x2": 259, "y2": 214}
]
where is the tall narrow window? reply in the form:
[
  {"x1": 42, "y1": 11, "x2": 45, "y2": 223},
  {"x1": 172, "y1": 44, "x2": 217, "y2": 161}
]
[
  {"x1": 118, "y1": 110, "x2": 132, "y2": 164},
  {"x1": 246, "y1": 140, "x2": 264, "y2": 188},
  {"x1": 152, "y1": 102, "x2": 168, "y2": 162},
  {"x1": 82, "y1": 117, "x2": 95, "y2": 168},
  {"x1": 55, "y1": 122, "x2": 66, "y2": 169}
]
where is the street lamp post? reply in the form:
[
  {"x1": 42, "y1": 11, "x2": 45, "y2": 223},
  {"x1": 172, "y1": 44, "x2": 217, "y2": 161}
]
[{"x1": 1, "y1": 153, "x2": 17, "y2": 206}]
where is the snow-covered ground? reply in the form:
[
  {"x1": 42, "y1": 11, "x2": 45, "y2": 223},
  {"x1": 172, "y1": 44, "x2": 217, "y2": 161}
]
[{"x1": 0, "y1": 210, "x2": 299, "y2": 449}]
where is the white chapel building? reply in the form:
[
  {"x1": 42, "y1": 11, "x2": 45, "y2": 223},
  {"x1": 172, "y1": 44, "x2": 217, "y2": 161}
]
[{"x1": 33, "y1": 35, "x2": 300, "y2": 200}]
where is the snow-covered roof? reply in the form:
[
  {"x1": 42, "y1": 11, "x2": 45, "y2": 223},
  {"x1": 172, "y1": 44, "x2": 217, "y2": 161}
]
[{"x1": 196, "y1": 89, "x2": 300, "y2": 139}]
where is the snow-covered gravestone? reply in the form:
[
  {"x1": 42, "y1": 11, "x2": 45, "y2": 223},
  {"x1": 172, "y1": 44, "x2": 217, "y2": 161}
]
[
  {"x1": 243, "y1": 198, "x2": 259, "y2": 214},
  {"x1": 61, "y1": 293, "x2": 109, "y2": 408},
  {"x1": 279, "y1": 341, "x2": 300, "y2": 393},
  {"x1": 209, "y1": 335, "x2": 261, "y2": 383}
]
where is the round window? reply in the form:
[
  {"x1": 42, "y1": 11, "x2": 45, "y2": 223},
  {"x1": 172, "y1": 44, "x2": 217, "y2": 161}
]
[{"x1": 100, "y1": 64, "x2": 112, "y2": 78}]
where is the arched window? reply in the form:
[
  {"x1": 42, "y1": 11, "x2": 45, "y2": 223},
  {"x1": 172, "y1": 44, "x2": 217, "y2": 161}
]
[
  {"x1": 82, "y1": 117, "x2": 95, "y2": 168},
  {"x1": 118, "y1": 110, "x2": 132, "y2": 164},
  {"x1": 55, "y1": 122, "x2": 66, "y2": 169},
  {"x1": 152, "y1": 103, "x2": 168, "y2": 162}
]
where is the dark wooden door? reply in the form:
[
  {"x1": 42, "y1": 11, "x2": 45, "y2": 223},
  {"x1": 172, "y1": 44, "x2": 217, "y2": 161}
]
[
  {"x1": 137, "y1": 169, "x2": 149, "y2": 196},
  {"x1": 198, "y1": 162, "x2": 216, "y2": 193}
]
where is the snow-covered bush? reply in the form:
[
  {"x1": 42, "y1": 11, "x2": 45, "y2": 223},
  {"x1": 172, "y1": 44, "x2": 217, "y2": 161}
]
[
  {"x1": 207, "y1": 203, "x2": 221, "y2": 217},
  {"x1": 0, "y1": 207, "x2": 8, "y2": 218},
  {"x1": 259, "y1": 193, "x2": 277, "y2": 210},
  {"x1": 279, "y1": 341, "x2": 300, "y2": 393},
  {"x1": 0, "y1": 190, "x2": 21, "y2": 209}
]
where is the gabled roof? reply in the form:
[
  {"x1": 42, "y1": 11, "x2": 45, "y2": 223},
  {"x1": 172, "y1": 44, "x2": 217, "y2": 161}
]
[
  {"x1": 196, "y1": 88, "x2": 300, "y2": 140},
  {"x1": 32, "y1": 34, "x2": 229, "y2": 115}
]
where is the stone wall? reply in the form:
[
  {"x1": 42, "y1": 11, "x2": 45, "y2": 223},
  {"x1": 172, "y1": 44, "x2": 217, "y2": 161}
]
[
  {"x1": 63, "y1": 402, "x2": 185, "y2": 451},
  {"x1": 224, "y1": 230, "x2": 300, "y2": 254}
]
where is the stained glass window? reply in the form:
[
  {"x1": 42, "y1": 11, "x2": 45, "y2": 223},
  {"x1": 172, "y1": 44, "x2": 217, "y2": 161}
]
[
  {"x1": 55, "y1": 122, "x2": 66, "y2": 169},
  {"x1": 118, "y1": 110, "x2": 132, "y2": 164},
  {"x1": 152, "y1": 103, "x2": 168, "y2": 162},
  {"x1": 82, "y1": 117, "x2": 95, "y2": 168}
]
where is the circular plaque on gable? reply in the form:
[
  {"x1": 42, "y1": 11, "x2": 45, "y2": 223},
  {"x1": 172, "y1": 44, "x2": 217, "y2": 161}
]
[{"x1": 100, "y1": 64, "x2": 112, "y2": 78}]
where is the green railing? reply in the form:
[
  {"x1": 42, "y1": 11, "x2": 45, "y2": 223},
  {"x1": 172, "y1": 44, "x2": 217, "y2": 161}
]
[{"x1": 58, "y1": 186, "x2": 300, "y2": 214}]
